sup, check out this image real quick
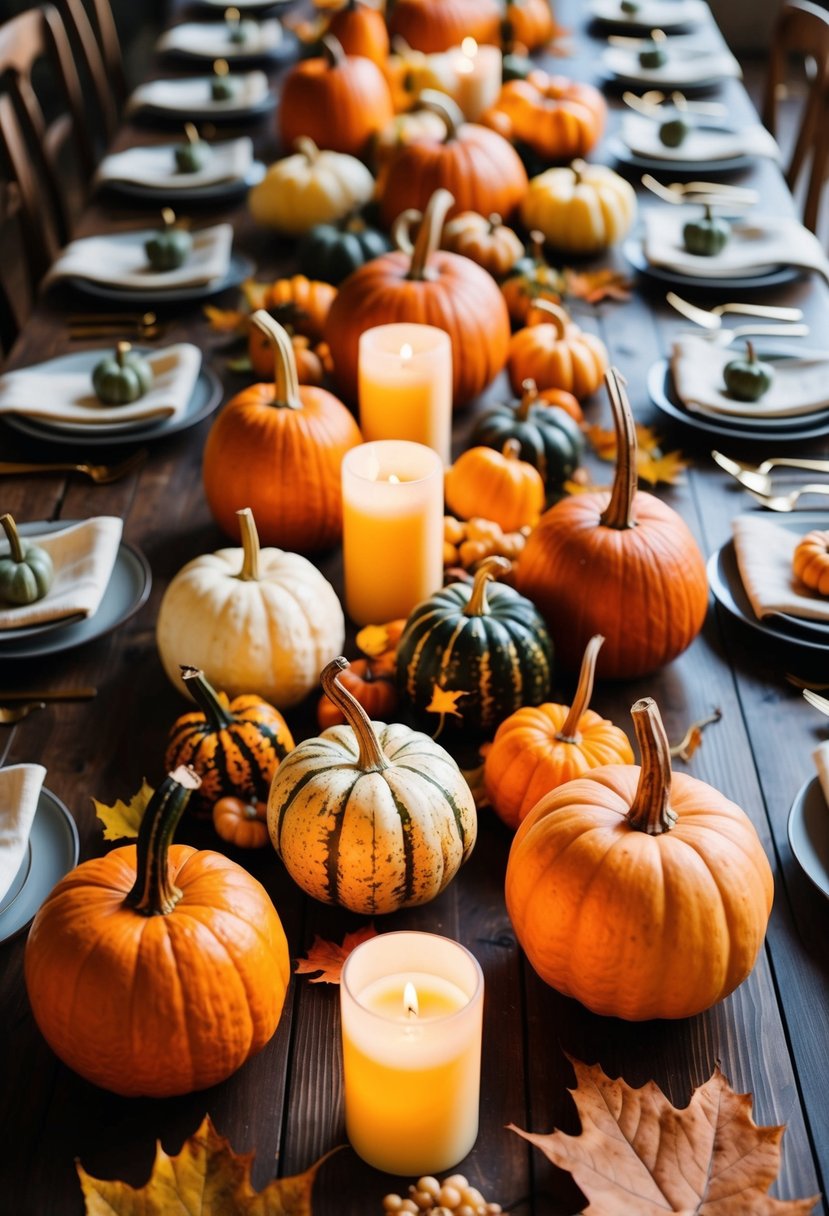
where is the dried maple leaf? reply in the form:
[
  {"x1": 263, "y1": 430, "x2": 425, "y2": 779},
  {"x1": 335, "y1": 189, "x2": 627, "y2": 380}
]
[
  {"x1": 78, "y1": 1115, "x2": 341, "y2": 1215},
  {"x1": 636, "y1": 448, "x2": 690, "y2": 486},
  {"x1": 563, "y1": 478, "x2": 608, "y2": 496},
  {"x1": 295, "y1": 924, "x2": 378, "y2": 984},
  {"x1": 92, "y1": 781, "x2": 153, "y2": 841},
  {"x1": 510, "y1": 1057, "x2": 818, "y2": 1215},
  {"x1": 563, "y1": 267, "x2": 633, "y2": 304},
  {"x1": 670, "y1": 708, "x2": 722, "y2": 761},
  {"x1": 356, "y1": 623, "x2": 395, "y2": 658}
]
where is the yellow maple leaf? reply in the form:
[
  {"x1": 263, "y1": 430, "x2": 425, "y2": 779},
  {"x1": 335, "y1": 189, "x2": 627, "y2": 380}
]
[
  {"x1": 426, "y1": 686, "x2": 467, "y2": 718},
  {"x1": 92, "y1": 781, "x2": 154, "y2": 841},
  {"x1": 636, "y1": 449, "x2": 690, "y2": 486},
  {"x1": 203, "y1": 305, "x2": 247, "y2": 334},
  {"x1": 563, "y1": 478, "x2": 608, "y2": 496},
  {"x1": 586, "y1": 422, "x2": 664, "y2": 460},
  {"x1": 295, "y1": 924, "x2": 378, "y2": 984},
  {"x1": 355, "y1": 623, "x2": 393, "y2": 658}
]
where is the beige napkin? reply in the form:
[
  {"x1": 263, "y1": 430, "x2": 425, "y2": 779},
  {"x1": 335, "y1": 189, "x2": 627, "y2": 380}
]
[
  {"x1": 0, "y1": 765, "x2": 45, "y2": 904},
  {"x1": 0, "y1": 517, "x2": 122, "y2": 629},
  {"x1": 813, "y1": 742, "x2": 829, "y2": 807},
  {"x1": 591, "y1": 0, "x2": 710, "y2": 26},
  {"x1": 126, "y1": 71, "x2": 270, "y2": 117},
  {"x1": 643, "y1": 210, "x2": 829, "y2": 281},
  {"x1": 671, "y1": 336, "x2": 829, "y2": 419},
  {"x1": 95, "y1": 138, "x2": 254, "y2": 191},
  {"x1": 157, "y1": 19, "x2": 282, "y2": 58},
  {"x1": 0, "y1": 343, "x2": 202, "y2": 427},
  {"x1": 603, "y1": 39, "x2": 741, "y2": 85},
  {"x1": 732, "y1": 514, "x2": 829, "y2": 622},
  {"x1": 43, "y1": 224, "x2": 234, "y2": 292},
  {"x1": 622, "y1": 113, "x2": 780, "y2": 163}
]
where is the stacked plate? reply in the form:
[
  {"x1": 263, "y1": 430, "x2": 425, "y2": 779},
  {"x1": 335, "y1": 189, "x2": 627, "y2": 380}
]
[
  {"x1": 601, "y1": 34, "x2": 741, "y2": 92},
  {"x1": 610, "y1": 112, "x2": 781, "y2": 177},
  {"x1": 788, "y1": 778, "x2": 829, "y2": 901},
  {"x1": 590, "y1": 0, "x2": 711, "y2": 34},
  {"x1": 0, "y1": 787, "x2": 78, "y2": 943},
  {"x1": 96, "y1": 137, "x2": 266, "y2": 206}
]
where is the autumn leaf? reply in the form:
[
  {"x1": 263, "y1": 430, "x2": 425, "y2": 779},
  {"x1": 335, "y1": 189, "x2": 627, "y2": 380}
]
[
  {"x1": 92, "y1": 781, "x2": 153, "y2": 841},
  {"x1": 78, "y1": 1116, "x2": 341, "y2": 1215},
  {"x1": 203, "y1": 305, "x2": 247, "y2": 334},
  {"x1": 295, "y1": 924, "x2": 378, "y2": 984},
  {"x1": 426, "y1": 686, "x2": 466, "y2": 719},
  {"x1": 670, "y1": 708, "x2": 722, "y2": 761},
  {"x1": 510, "y1": 1057, "x2": 818, "y2": 1216},
  {"x1": 586, "y1": 424, "x2": 690, "y2": 486},
  {"x1": 356, "y1": 623, "x2": 395, "y2": 658},
  {"x1": 563, "y1": 478, "x2": 608, "y2": 496},
  {"x1": 562, "y1": 267, "x2": 633, "y2": 304},
  {"x1": 227, "y1": 355, "x2": 254, "y2": 374},
  {"x1": 636, "y1": 448, "x2": 690, "y2": 486}
]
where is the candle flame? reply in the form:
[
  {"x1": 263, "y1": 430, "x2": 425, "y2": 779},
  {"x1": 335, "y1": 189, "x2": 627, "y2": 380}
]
[
  {"x1": 461, "y1": 36, "x2": 478, "y2": 58},
  {"x1": 388, "y1": 473, "x2": 401, "y2": 485},
  {"x1": 400, "y1": 343, "x2": 413, "y2": 362},
  {"x1": 404, "y1": 981, "x2": 419, "y2": 1018}
]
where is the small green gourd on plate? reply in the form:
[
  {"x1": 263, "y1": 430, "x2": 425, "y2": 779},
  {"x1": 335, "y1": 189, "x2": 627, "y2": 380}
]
[
  {"x1": 639, "y1": 31, "x2": 668, "y2": 68},
  {"x1": 683, "y1": 203, "x2": 731, "y2": 256},
  {"x1": 211, "y1": 58, "x2": 238, "y2": 101},
  {"x1": 723, "y1": 341, "x2": 774, "y2": 402},
  {"x1": 621, "y1": 0, "x2": 641, "y2": 12},
  {"x1": 225, "y1": 6, "x2": 253, "y2": 43},
  {"x1": 92, "y1": 341, "x2": 154, "y2": 405},
  {"x1": 145, "y1": 207, "x2": 193, "y2": 271},
  {"x1": 0, "y1": 514, "x2": 54, "y2": 606},
  {"x1": 659, "y1": 114, "x2": 691, "y2": 147},
  {"x1": 174, "y1": 122, "x2": 212, "y2": 174}
]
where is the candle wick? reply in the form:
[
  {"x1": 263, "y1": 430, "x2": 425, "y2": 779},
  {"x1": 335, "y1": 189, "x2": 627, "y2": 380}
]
[{"x1": 403, "y1": 981, "x2": 419, "y2": 1018}]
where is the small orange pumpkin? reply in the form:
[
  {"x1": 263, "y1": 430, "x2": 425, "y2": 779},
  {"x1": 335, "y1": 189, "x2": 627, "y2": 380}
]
[
  {"x1": 327, "y1": 0, "x2": 390, "y2": 65},
  {"x1": 483, "y1": 71, "x2": 606, "y2": 162},
  {"x1": 388, "y1": 0, "x2": 501, "y2": 52},
  {"x1": 507, "y1": 299, "x2": 608, "y2": 400},
  {"x1": 246, "y1": 275, "x2": 337, "y2": 343},
  {"x1": 316, "y1": 657, "x2": 397, "y2": 728},
  {"x1": 441, "y1": 211, "x2": 524, "y2": 278},
  {"x1": 505, "y1": 0, "x2": 556, "y2": 50},
  {"x1": 792, "y1": 530, "x2": 829, "y2": 594},
  {"x1": 445, "y1": 439, "x2": 545, "y2": 533},
  {"x1": 501, "y1": 230, "x2": 562, "y2": 326},
  {"x1": 249, "y1": 327, "x2": 331, "y2": 385},
  {"x1": 213, "y1": 797, "x2": 270, "y2": 849}
]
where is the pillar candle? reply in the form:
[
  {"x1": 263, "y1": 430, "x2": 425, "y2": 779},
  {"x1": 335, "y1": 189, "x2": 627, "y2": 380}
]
[
  {"x1": 450, "y1": 38, "x2": 502, "y2": 122},
  {"x1": 358, "y1": 324, "x2": 453, "y2": 465},
  {"x1": 342, "y1": 440, "x2": 443, "y2": 626},
  {"x1": 341, "y1": 931, "x2": 484, "y2": 1176}
]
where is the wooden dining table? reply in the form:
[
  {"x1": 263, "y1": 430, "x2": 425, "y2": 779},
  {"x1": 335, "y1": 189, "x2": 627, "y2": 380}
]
[{"x1": 1, "y1": 1, "x2": 828, "y2": 1211}]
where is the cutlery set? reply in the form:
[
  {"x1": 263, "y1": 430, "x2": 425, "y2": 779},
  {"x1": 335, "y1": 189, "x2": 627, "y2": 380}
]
[{"x1": 0, "y1": 688, "x2": 97, "y2": 727}]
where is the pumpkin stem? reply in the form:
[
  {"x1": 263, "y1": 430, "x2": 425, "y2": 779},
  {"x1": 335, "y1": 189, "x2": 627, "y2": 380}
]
[
  {"x1": 528, "y1": 298, "x2": 569, "y2": 336},
  {"x1": 517, "y1": 379, "x2": 538, "y2": 421},
  {"x1": 321, "y1": 657, "x2": 390, "y2": 772},
  {"x1": 502, "y1": 438, "x2": 522, "y2": 462},
  {"x1": 599, "y1": 367, "x2": 639, "y2": 532},
  {"x1": 417, "y1": 89, "x2": 464, "y2": 141},
  {"x1": 161, "y1": 206, "x2": 176, "y2": 230},
  {"x1": 250, "y1": 309, "x2": 303, "y2": 409},
  {"x1": 529, "y1": 230, "x2": 547, "y2": 264},
  {"x1": 465, "y1": 555, "x2": 510, "y2": 616},
  {"x1": 557, "y1": 634, "x2": 604, "y2": 742},
  {"x1": 0, "y1": 513, "x2": 25, "y2": 564},
  {"x1": 115, "y1": 340, "x2": 131, "y2": 368},
  {"x1": 401, "y1": 188, "x2": 456, "y2": 281},
  {"x1": 294, "y1": 135, "x2": 320, "y2": 164},
  {"x1": 627, "y1": 698, "x2": 677, "y2": 835},
  {"x1": 488, "y1": 213, "x2": 502, "y2": 234},
  {"x1": 321, "y1": 33, "x2": 345, "y2": 68},
  {"x1": 571, "y1": 159, "x2": 585, "y2": 184},
  {"x1": 745, "y1": 339, "x2": 757, "y2": 364},
  {"x1": 184, "y1": 121, "x2": 199, "y2": 145},
  {"x1": 126, "y1": 766, "x2": 202, "y2": 916},
  {"x1": 236, "y1": 507, "x2": 261, "y2": 581},
  {"x1": 180, "y1": 666, "x2": 235, "y2": 730}
]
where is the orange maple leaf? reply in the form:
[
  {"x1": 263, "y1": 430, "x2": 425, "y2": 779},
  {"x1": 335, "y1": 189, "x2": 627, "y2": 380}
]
[
  {"x1": 510, "y1": 1057, "x2": 819, "y2": 1216},
  {"x1": 636, "y1": 448, "x2": 690, "y2": 486},
  {"x1": 563, "y1": 267, "x2": 633, "y2": 304},
  {"x1": 203, "y1": 305, "x2": 247, "y2": 334},
  {"x1": 669, "y1": 708, "x2": 722, "y2": 761},
  {"x1": 426, "y1": 686, "x2": 467, "y2": 718},
  {"x1": 295, "y1": 924, "x2": 378, "y2": 984}
]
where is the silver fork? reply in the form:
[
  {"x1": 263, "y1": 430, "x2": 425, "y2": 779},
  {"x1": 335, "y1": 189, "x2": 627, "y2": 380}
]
[
  {"x1": 746, "y1": 484, "x2": 829, "y2": 511},
  {"x1": 667, "y1": 292, "x2": 804, "y2": 326},
  {"x1": 712, "y1": 451, "x2": 829, "y2": 495},
  {"x1": 803, "y1": 689, "x2": 829, "y2": 716}
]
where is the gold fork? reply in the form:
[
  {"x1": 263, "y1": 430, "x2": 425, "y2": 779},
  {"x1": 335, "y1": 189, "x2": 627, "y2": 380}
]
[
  {"x1": 0, "y1": 702, "x2": 45, "y2": 726},
  {"x1": 0, "y1": 448, "x2": 147, "y2": 485}
]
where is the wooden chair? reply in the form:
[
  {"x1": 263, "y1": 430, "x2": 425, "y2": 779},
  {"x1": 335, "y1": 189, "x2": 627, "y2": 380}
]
[
  {"x1": 762, "y1": 0, "x2": 829, "y2": 232},
  {"x1": 53, "y1": 0, "x2": 120, "y2": 147}
]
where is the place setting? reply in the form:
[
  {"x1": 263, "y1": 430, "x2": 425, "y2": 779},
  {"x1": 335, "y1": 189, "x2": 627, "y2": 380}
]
[
  {"x1": 789, "y1": 701, "x2": 829, "y2": 902},
  {"x1": 156, "y1": 6, "x2": 298, "y2": 67},
  {"x1": 126, "y1": 59, "x2": 276, "y2": 125},
  {"x1": 601, "y1": 27, "x2": 742, "y2": 92},
  {"x1": 589, "y1": 0, "x2": 712, "y2": 35}
]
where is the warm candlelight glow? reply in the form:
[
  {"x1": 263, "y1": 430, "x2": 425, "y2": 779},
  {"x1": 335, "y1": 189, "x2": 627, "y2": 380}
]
[
  {"x1": 461, "y1": 37, "x2": 478, "y2": 58},
  {"x1": 404, "y1": 981, "x2": 419, "y2": 1018},
  {"x1": 358, "y1": 324, "x2": 452, "y2": 463},
  {"x1": 450, "y1": 38, "x2": 501, "y2": 120},
  {"x1": 400, "y1": 343, "x2": 413, "y2": 363},
  {"x1": 388, "y1": 473, "x2": 401, "y2": 485}
]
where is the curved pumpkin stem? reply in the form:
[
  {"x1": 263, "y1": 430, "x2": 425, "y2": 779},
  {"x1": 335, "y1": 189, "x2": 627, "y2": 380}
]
[
  {"x1": 557, "y1": 634, "x2": 604, "y2": 743},
  {"x1": 236, "y1": 507, "x2": 261, "y2": 581},
  {"x1": 0, "y1": 513, "x2": 25, "y2": 564},
  {"x1": 529, "y1": 230, "x2": 547, "y2": 264},
  {"x1": 599, "y1": 367, "x2": 638, "y2": 532},
  {"x1": 180, "y1": 666, "x2": 235, "y2": 730},
  {"x1": 294, "y1": 135, "x2": 321, "y2": 164},
  {"x1": 465, "y1": 555, "x2": 510, "y2": 617},
  {"x1": 571, "y1": 159, "x2": 586, "y2": 184},
  {"x1": 321, "y1": 657, "x2": 389, "y2": 772},
  {"x1": 488, "y1": 213, "x2": 503, "y2": 233},
  {"x1": 627, "y1": 697, "x2": 677, "y2": 835},
  {"x1": 250, "y1": 309, "x2": 302, "y2": 410},
  {"x1": 395, "y1": 188, "x2": 455, "y2": 281},
  {"x1": 126, "y1": 766, "x2": 202, "y2": 916},
  {"x1": 417, "y1": 89, "x2": 464, "y2": 141},
  {"x1": 502, "y1": 438, "x2": 522, "y2": 462},
  {"x1": 321, "y1": 33, "x2": 346, "y2": 68},
  {"x1": 516, "y1": 379, "x2": 539, "y2": 421},
  {"x1": 527, "y1": 298, "x2": 569, "y2": 336}
]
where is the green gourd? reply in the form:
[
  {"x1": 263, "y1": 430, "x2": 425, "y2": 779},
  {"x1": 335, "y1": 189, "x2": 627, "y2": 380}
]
[
  {"x1": 174, "y1": 122, "x2": 212, "y2": 174},
  {"x1": 639, "y1": 37, "x2": 668, "y2": 68},
  {"x1": 470, "y1": 378, "x2": 584, "y2": 497},
  {"x1": 225, "y1": 7, "x2": 254, "y2": 43},
  {"x1": 211, "y1": 59, "x2": 238, "y2": 100},
  {"x1": 723, "y1": 341, "x2": 774, "y2": 402},
  {"x1": 683, "y1": 204, "x2": 731, "y2": 256},
  {"x1": 0, "y1": 514, "x2": 54, "y2": 606},
  {"x1": 621, "y1": 0, "x2": 641, "y2": 12},
  {"x1": 297, "y1": 215, "x2": 391, "y2": 285},
  {"x1": 145, "y1": 208, "x2": 193, "y2": 271},
  {"x1": 92, "y1": 341, "x2": 154, "y2": 405},
  {"x1": 659, "y1": 115, "x2": 691, "y2": 147}
]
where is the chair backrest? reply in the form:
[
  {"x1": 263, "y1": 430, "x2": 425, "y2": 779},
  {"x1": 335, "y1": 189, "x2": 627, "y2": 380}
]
[
  {"x1": 53, "y1": 0, "x2": 120, "y2": 147},
  {"x1": 762, "y1": 0, "x2": 829, "y2": 232}
]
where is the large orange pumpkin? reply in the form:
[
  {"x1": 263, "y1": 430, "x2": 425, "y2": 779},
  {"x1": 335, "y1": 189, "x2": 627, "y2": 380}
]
[
  {"x1": 279, "y1": 34, "x2": 394, "y2": 158},
  {"x1": 328, "y1": 0, "x2": 390, "y2": 65},
  {"x1": 505, "y1": 697, "x2": 773, "y2": 1020},
  {"x1": 516, "y1": 368, "x2": 709, "y2": 678},
  {"x1": 325, "y1": 188, "x2": 511, "y2": 407},
  {"x1": 378, "y1": 92, "x2": 528, "y2": 227},
  {"x1": 24, "y1": 767, "x2": 291, "y2": 1096},
  {"x1": 388, "y1": 0, "x2": 501, "y2": 52},
  {"x1": 483, "y1": 71, "x2": 607, "y2": 162},
  {"x1": 507, "y1": 300, "x2": 608, "y2": 399},
  {"x1": 204, "y1": 312, "x2": 362, "y2": 550}
]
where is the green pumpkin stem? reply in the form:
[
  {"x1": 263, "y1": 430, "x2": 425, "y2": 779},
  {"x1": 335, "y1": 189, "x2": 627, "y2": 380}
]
[
  {"x1": 395, "y1": 188, "x2": 455, "y2": 282},
  {"x1": 465, "y1": 555, "x2": 510, "y2": 617},
  {"x1": 126, "y1": 766, "x2": 202, "y2": 915},
  {"x1": 627, "y1": 697, "x2": 677, "y2": 835},
  {"x1": 599, "y1": 367, "x2": 638, "y2": 531},
  {"x1": 0, "y1": 513, "x2": 25, "y2": 564},
  {"x1": 557, "y1": 634, "x2": 605, "y2": 743},
  {"x1": 517, "y1": 379, "x2": 539, "y2": 421},
  {"x1": 745, "y1": 339, "x2": 757, "y2": 364},
  {"x1": 236, "y1": 507, "x2": 261, "y2": 581},
  {"x1": 180, "y1": 666, "x2": 235, "y2": 730},
  {"x1": 321, "y1": 657, "x2": 389, "y2": 772},
  {"x1": 250, "y1": 309, "x2": 303, "y2": 409}
]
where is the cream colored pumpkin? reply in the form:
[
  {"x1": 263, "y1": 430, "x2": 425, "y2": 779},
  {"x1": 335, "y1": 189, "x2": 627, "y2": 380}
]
[
  {"x1": 383, "y1": 40, "x2": 459, "y2": 112},
  {"x1": 268, "y1": 657, "x2": 477, "y2": 914},
  {"x1": 156, "y1": 509, "x2": 345, "y2": 708},
  {"x1": 248, "y1": 137, "x2": 374, "y2": 234},
  {"x1": 521, "y1": 160, "x2": 637, "y2": 254}
]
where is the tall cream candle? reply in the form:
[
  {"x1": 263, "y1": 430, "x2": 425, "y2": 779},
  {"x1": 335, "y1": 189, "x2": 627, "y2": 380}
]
[
  {"x1": 358, "y1": 324, "x2": 453, "y2": 465},
  {"x1": 450, "y1": 38, "x2": 502, "y2": 122}
]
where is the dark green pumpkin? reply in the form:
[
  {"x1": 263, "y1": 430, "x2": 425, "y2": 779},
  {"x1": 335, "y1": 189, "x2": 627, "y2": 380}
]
[
  {"x1": 145, "y1": 208, "x2": 192, "y2": 271},
  {"x1": 211, "y1": 60, "x2": 238, "y2": 100},
  {"x1": 92, "y1": 341, "x2": 154, "y2": 405},
  {"x1": 683, "y1": 204, "x2": 730, "y2": 257},
  {"x1": 297, "y1": 215, "x2": 391, "y2": 285},
  {"x1": 174, "y1": 123, "x2": 212, "y2": 174},
  {"x1": 470, "y1": 379, "x2": 584, "y2": 496},
  {"x1": 639, "y1": 41, "x2": 668, "y2": 68},
  {"x1": 723, "y1": 341, "x2": 774, "y2": 402},
  {"x1": 396, "y1": 556, "x2": 553, "y2": 735},
  {"x1": 0, "y1": 514, "x2": 54, "y2": 606},
  {"x1": 659, "y1": 116, "x2": 690, "y2": 147}
]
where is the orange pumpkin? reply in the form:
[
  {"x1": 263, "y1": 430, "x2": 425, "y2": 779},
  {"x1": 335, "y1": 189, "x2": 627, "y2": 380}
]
[
  {"x1": 249, "y1": 328, "x2": 331, "y2": 385},
  {"x1": 388, "y1": 0, "x2": 501, "y2": 52},
  {"x1": 505, "y1": 0, "x2": 556, "y2": 50},
  {"x1": 445, "y1": 439, "x2": 545, "y2": 532},
  {"x1": 516, "y1": 368, "x2": 709, "y2": 678},
  {"x1": 373, "y1": 109, "x2": 448, "y2": 168},
  {"x1": 441, "y1": 211, "x2": 524, "y2": 278},
  {"x1": 204, "y1": 312, "x2": 362, "y2": 551},
  {"x1": 249, "y1": 275, "x2": 336, "y2": 342},
  {"x1": 483, "y1": 72, "x2": 606, "y2": 162},
  {"x1": 485, "y1": 635, "x2": 634, "y2": 829},
  {"x1": 501, "y1": 231, "x2": 562, "y2": 326},
  {"x1": 538, "y1": 386, "x2": 583, "y2": 425},
  {"x1": 508, "y1": 300, "x2": 608, "y2": 400},
  {"x1": 213, "y1": 797, "x2": 270, "y2": 849},
  {"x1": 505, "y1": 697, "x2": 774, "y2": 1020},
  {"x1": 379, "y1": 92, "x2": 528, "y2": 227},
  {"x1": 316, "y1": 657, "x2": 397, "y2": 728},
  {"x1": 325, "y1": 188, "x2": 511, "y2": 407},
  {"x1": 328, "y1": 0, "x2": 390, "y2": 65},
  {"x1": 792, "y1": 530, "x2": 829, "y2": 594},
  {"x1": 279, "y1": 34, "x2": 394, "y2": 158}
]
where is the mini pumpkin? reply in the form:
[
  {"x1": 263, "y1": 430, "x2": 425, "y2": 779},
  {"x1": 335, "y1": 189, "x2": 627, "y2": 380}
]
[
  {"x1": 501, "y1": 230, "x2": 561, "y2": 326},
  {"x1": 521, "y1": 160, "x2": 637, "y2": 254},
  {"x1": 250, "y1": 274, "x2": 337, "y2": 342},
  {"x1": 483, "y1": 72, "x2": 607, "y2": 162},
  {"x1": 248, "y1": 138, "x2": 374, "y2": 234},
  {"x1": 445, "y1": 439, "x2": 545, "y2": 532},
  {"x1": 440, "y1": 211, "x2": 524, "y2": 278},
  {"x1": 213, "y1": 797, "x2": 270, "y2": 849},
  {"x1": 469, "y1": 379, "x2": 584, "y2": 496},
  {"x1": 144, "y1": 207, "x2": 191, "y2": 271},
  {"x1": 327, "y1": 0, "x2": 390, "y2": 65},
  {"x1": 174, "y1": 122, "x2": 212, "y2": 173},
  {"x1": 297, "y1": 214, "x2": 391, "y2": 285},
  {"x1": 92, "y1": 341, "x2": 154, "y2": 405},
  {"x1": 0, "y1": 514, "x2": 54, "y2": 606},
  {"x1": 507, "y1": 300, "x2": 609, "y2": 400},
  {"x1": 247, "y1": 332, "x2": 330, "y2": 386},
  {"x1": 505, "y1": 0, "x2": 556, "y2": 50},
  {"x1": 316, "y1": 656, "x2": 397, "y2": 728},
  {"x1": 793, "y1": 530, "x2": 829, "y2": 594}
]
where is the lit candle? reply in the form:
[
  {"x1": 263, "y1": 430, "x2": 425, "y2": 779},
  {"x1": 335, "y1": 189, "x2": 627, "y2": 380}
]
[
  {"x1": 342, "y1": 440, "x2": 443, "y2": 626},
  {"x1": 341, "y1": 931, "x2": 485, "y2": 1175},
  {"x1": 450, "y1": 38, "x2": 502, "y2": 122},
  {"x1": 358, "y1": 324, "x2": 453, "y2": 465}
]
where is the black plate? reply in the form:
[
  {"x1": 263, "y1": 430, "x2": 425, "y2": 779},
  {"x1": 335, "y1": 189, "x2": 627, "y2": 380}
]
[
  {"x1": 625, "y1": 238, "x2": 803, "y2": 293},
  {"x1": 100, "y1": 163, "x2": 266, "y2": 206},
  {"x1": 159, "y1": 29, "x2": 298, "y2": 68},
  {"x1": 607, "y1": 135, "x2": 753, "y2": 178},
  {"x1": 63, "y1": 252, "x2": 255, "y2": 306},
  {"x1": 788, "y1": 778, "x2": 829, "y2": 901},
  {"x1": 132, "y1": 92, "x2": 276, "y2": 127}
]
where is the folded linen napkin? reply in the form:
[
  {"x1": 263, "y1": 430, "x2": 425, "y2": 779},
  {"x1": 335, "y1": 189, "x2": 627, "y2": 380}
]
[
  {"x1": 591, "y1": 0, "x2": 710, "y2": 26},
  {"x1": 603, "y1": 39, "x2": 741, "y2": 85},
  {"x1": 0, "y1": 765, "x2": 45, "y2": 905},
  {"x1": 0, "y1": 344, "x2": 202, "y2": 427},
  {"x1": 622, "y1": 113, "x2": 780, "y2": 163},
  {"x1": 0, "y1": 517, "x2": 122, "y2": 630},
  {"x1": 126, "y1": 72, "x2": 270, "y2": 117},
  {"x1": 43, "y1": 224, "x2": 234, "y2": 292},
  {"x1": 813, "y1": 742, "x2": 829, "y2": 808},
  {"x1": 732, "y1": 514, "x2": 829, "y2": 622},
  {"x1": 95, "y1": 138, "x2": 254, "y2": 191},
  {"x1": 643, "y1": 210, "x2": 829, "y2": 282},
  {"x1": 671, "y1": 337, "x2": 829, "y2": 419},
  {"x1": 157, "y1": 19, "x2": 282, "y2": 58}
]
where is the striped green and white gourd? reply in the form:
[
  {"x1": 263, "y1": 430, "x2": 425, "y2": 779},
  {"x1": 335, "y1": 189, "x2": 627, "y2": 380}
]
[
  {"x1": 267, "y1": 657, "x2": 477, "y2": 914},
  {"x1": 396, "y1": 556, "x2": 554, "y2": 735}
]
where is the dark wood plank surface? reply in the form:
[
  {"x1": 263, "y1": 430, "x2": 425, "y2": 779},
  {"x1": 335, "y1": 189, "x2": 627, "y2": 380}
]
[{"x1": 1, "y1": 2, "x2": 828, "y2": 1212}]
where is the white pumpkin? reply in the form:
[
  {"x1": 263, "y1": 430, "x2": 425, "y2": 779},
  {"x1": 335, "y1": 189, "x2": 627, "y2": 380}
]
[
  {"x1": 156, "y1": 509, "x2": 345, "y2": 708},
  {"x1": 520, "y1": 160, "x2": 637, "y2": 254},
  {"x1": 248, "y1": 137, "x2": 374, "y2": 234}
]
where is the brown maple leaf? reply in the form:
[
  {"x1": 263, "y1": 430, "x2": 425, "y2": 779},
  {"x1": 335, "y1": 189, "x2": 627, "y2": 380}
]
[
  {"x1": 92, "y1": 781, "x2": 153, "y2": 841},
  {"x1": 78, "y1": 1115, "x2": 342, "y2": 1215},
  {"x1": 563, "y1": 268, "x2": 633, "y2": 304},
  {"x1": 510, "y1": 1057, "x2": 819, "y2": 1215},
  {"x1": 669, "y1": 709, "x2": 722, "y2": 762},
  {"x1": 295, "y1": 924, "x2": 378, "y2": 984}
]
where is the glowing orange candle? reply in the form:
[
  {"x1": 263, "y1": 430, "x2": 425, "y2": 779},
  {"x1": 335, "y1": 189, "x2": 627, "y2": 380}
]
[{"x1": 358, "y1": 323, "x2": 452, "y2": 464}]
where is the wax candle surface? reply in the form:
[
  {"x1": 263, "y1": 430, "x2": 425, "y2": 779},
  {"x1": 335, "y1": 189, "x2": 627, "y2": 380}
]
[
  {"x1": 451, "y1": 38, "x2": 502, "y2": 121},
  {"x1": 358, "y1": 324, "x2": 452, "y2": 464}
]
